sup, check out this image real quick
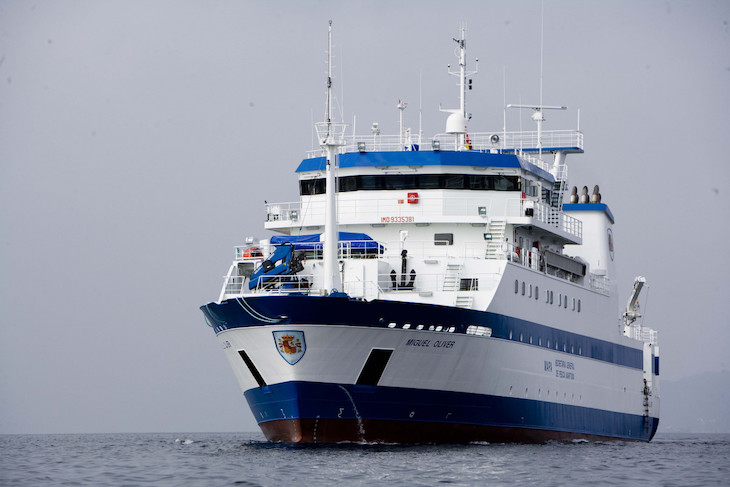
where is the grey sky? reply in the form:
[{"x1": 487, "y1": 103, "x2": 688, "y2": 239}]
[{"x1": 1, "y1": 0, "x2": 728, "y2": 434}]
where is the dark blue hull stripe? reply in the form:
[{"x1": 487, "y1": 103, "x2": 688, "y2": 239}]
[
  {"x1": 202, "y1": 295, "x2": 643, "y2": 369},
  {"x1": 244, "y1": 381, "x2": 658, "y2": 442}
]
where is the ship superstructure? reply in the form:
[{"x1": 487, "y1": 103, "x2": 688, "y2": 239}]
[{"x1": 201, "y1": 25, "x2": 659, "y2": 443}]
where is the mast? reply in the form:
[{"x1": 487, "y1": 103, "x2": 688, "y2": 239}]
[
  {"x1": 442, "y1": 27, "x2": 477, "y2": 149},
  {"x1": 317, "y1": 20, "x2": 344, "y2": 294}
]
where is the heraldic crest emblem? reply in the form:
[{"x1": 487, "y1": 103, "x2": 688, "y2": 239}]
[{"x1": 273, "y1": 330, "x2": 306, "y2": 365}]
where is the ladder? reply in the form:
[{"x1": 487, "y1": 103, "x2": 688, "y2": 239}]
[
  {"x1": 443, "y1": 263, "x2": 462, "y2": 291},
  {"x1": 455, "y1": 293, "x2": 473, "y2": 308},
  {"x1": 485, "y1": 219, "x2": 507, "y2": 259}
]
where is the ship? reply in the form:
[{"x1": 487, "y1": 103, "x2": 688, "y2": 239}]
[{"x1": 200, "y1": 23, "x2": 660, "y2": 443}]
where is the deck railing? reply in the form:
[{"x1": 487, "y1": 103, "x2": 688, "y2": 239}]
[
  {"x1": 266, "y1": 196, "x2": 582, "y2": 239},
  {"x1": 305, "y1": 130, "x2": 583, "y2": 158}
]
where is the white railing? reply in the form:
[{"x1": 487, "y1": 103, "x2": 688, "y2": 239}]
[
  {"x1": 627, "y1": 324, "x2": 659, "y2": 345},
  {"x1": 266, "y1": 196, "x2": 582, "y2": 239},
  {"x1": 221, "y1": 240, "x2": 601, "y2": 298},
  {"x1": 305, "y1": 130, "x2": 583, "y2": 158},
  {"x1": 589, "y1": 273, "x2": 611, "y2": 294}
]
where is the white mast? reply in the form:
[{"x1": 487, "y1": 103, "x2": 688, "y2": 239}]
[
  {"x1": 441, "y1": 27, "x2": 477, "y2": 149},
  {"x1": 316, "y1": 20, "x2": 344, "y2": 294}
]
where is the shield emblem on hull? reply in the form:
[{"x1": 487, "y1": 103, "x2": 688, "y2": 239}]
[{"x1": 273, "y1": 330, "x2": 306, "y2": 365}]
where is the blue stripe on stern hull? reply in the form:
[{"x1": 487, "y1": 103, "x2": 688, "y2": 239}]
[{"x1": 245, "y1": 381, "x2": 658, "y2": 443}]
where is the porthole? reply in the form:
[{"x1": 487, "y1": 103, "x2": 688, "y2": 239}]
[
  {"x1": 529, "y1": 284, "x2": 532, "y2": 298},
  {"x1": 529, "y1": 336, "x2": 533, "y2": 344},
  {"x1": 535, "y1": 286, "x2": 539, "y2": 300},
  {"x1": 578, "y1": 300, "x2": 581, "y2": 312},
  {"x1": 571, "y1": 345, "x2": 574, "y2": 353},
  {"x1": 435, "y1": 325, "x2": 443, "y2": 332},
  {"x1": 555, "y1": 341, "x2": 559, "y2": 350},
  {"x1": 550, "y1": 291, "x2": 554, "y2": 305},
  {"x1": 545, "y1": 290, "x2": 550, "y2": 303},
  {"x1": 514, "y1": 280, "x2": 519, "y2": 294},
  {"x1": 509, "y1": 330, "x2": 513, "y2": 340},
  {"x1": 519, "y1": 332, "x2": 523, "y2": 342},
  {"x1": 428, "y1": 325, "x2": 435, "y2": 331},
  {"x1": 578, "y1": 346, "x2": 582, "y2": 355},
  {"x1": 572, "y1": 298, "x2": 576, "y2": 311},
  {"x1": 563, "y1": 343, "x2": 567, "y2": 352},
  {"x1": 547, "y1": 339, "x2": 551, "y2": 348},
  {"x1": 564, "y1": 296, "x2": 568, "y2": 308},
  {"x1": 558, "y1": 294, "x2": 562, "y2": 307},
  {"x1": 521, "y1": 281, "x2": 525, "y2": 296},
  {"x1": 402, "y1": 323, "x2": 411, "y2": 329},
  {"x1": 416, "y1": 324, "x2": 424, "y2": 330},
  {"x1": 538, "y1": 337, "x2": 542, "y2": 346}
]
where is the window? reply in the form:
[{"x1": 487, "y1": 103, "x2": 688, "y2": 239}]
[
  {"x1": 535, "y1": 286, "x2": 539, "y2": 300},
  {"x1": 572, "y1": 298, "x2": 576, "y2": 311},
  {"x1": 443, "y1": 175, "x2": 464, "y2": 189},
  {"x1": 564, "y1": 295, "x2": 568, "y2": 308},
  {"x1": 435, "y1": 233, "x2": 454, "y2": 246},
  {"x1": 522, "y1": 282, "x2": 526, "y2": 296},
  {"x1": 515, "y1": 280, "x2": 519, "y2": 294},
  {"x1": 300, "y1": 178, "x2": 326, "y2": 195},
  {"x1": 529, "y1": 284, "x2": 533, "y2": 298},
  {"x1": 460, "y1": 278, "x2": 478, "y2": 291},
  {"x1": 558, "y1": 294, "x2": 562, "y2": 307},
  {"x1": 577, "y1": 300, "x2": 581, "y2": 313},
  {"x1": 384, "y1": 174, "x2": 417, "y2": 190},
  {"x1": 303, "y1": 174, "x2": 523, "y2": 194}
]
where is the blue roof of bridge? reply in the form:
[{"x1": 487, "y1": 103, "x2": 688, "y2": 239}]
[{"x1": 296, "y1": 151, "x2": 555, "y2": 183}]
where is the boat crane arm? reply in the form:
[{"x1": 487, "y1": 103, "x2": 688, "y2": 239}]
[{"x1": 624, "y1": 276, "x2": 646, "y2": 326}]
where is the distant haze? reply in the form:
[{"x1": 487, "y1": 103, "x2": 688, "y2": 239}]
[{"x1": 1, "y1": 0, "x2": 728, "y2": 434}]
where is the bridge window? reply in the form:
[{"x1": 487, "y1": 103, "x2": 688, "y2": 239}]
[
  {"x1": 299, "y1": 178, "x2": 326, "y2": 195},
  {"x1": 300, "y1": 174, "x2": 523, "y2": 195}
]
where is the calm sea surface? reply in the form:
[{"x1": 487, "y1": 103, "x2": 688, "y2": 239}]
[{"x1": 1, "y1": 433, "x2": 727, "y2": 486}]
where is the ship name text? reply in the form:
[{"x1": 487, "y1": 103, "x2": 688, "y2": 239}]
[{"x1": 405, "y1": 338, "x2": 455, "y2": 349}]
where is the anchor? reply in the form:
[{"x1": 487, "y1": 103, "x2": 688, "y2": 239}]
[{"x1": 390, "y1": 249, "x2": 416, "y2": 290}]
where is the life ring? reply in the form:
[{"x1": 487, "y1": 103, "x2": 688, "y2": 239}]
[{"x1": 243, "y1": 247, "x2": 263, "y2": 259}]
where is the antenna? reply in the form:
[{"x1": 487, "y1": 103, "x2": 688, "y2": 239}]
[
  {"x1": 419, "y1": 70, "x2": 423, "y2": 148},
  {"x1": 540, "y1": 0, "x2": 545, "y2": 111},
  {"x1": 398, "y1": 99, "x2": 407, "y2": 149}
]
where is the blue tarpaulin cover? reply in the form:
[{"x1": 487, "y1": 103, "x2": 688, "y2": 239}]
[{"x1": 270, "y1": 232, "x2": 381, "y2": 251}]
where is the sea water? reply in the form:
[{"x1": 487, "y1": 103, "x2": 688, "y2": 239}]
[{"x1": 1, "y1": 433, "x2": 727, "y2": 486}]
